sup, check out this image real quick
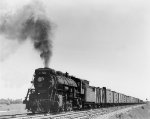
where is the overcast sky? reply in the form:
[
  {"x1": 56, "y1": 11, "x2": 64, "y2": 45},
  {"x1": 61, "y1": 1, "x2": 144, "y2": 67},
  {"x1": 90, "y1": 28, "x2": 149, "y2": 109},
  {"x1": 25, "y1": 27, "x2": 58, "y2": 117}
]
[{"x1": 0, "y1": 0, "x2": 150, "y2": 101}]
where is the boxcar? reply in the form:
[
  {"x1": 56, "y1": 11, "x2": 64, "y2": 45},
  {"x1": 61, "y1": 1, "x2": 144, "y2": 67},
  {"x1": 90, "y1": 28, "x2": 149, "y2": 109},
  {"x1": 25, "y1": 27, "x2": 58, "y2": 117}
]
[
  {"x1": 96, "y1": 87, "x2": 101, "y2": 105},
  {"x1": 112, "y1": 91, "x2": 119, "y2": 105},
  {"x1": 85, "y1": 85, "x2": 96, "y2": 103},
  {"x1": 118, "y1": 93, "x2": 124, "y2": 104},
  {"x1": 123, "y1": 94, "x2": 127, "y2": 104},
  {"x1": 100, "y1": 87, "x2": 106, "y2": 106},
  {"x1": 126, "y1": 96, "x2": 131, "y2": 104},
  {"x1": 106, "y1": 88, "x2": 113, "y2": 105}
]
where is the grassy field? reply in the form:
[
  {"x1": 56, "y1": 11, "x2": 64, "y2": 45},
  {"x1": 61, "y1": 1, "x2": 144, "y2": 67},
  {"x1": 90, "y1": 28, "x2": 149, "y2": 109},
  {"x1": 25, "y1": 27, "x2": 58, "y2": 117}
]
[
  {"x1": 110, "y1": 103, "x2": 150, "y2": 119},
  {"x1": 0, "y1": 104, "x2": 27, "y2": 115}
]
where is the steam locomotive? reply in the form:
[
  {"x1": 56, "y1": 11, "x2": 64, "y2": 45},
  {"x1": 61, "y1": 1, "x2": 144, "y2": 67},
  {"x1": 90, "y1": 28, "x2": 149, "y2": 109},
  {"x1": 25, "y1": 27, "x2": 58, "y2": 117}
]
[{"x1": 23, "y1": 68, "x2": 143, "y2": 113}]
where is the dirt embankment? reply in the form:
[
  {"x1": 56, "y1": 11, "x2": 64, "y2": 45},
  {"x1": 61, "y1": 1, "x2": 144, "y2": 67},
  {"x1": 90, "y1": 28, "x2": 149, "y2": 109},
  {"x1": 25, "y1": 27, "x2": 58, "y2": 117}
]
[{"x1": 110, "y1": 103, "x2": 150, "y2": 119}]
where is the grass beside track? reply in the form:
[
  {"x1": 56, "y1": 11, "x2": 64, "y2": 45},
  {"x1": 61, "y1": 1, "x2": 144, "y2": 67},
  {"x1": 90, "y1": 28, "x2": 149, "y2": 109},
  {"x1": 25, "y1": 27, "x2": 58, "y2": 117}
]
[
  {"x1": 109, "y1": 103, "x2": 150, "y2": 119},
  {"x1": 0, "y1": 104, "x2": 27, "y2": 115}
]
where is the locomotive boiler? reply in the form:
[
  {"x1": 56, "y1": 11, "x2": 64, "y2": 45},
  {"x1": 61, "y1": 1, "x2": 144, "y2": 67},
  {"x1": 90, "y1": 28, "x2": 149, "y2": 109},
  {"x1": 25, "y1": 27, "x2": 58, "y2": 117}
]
[{"x1": 23, "y1": 68, "x2": 84, "y2": 113}]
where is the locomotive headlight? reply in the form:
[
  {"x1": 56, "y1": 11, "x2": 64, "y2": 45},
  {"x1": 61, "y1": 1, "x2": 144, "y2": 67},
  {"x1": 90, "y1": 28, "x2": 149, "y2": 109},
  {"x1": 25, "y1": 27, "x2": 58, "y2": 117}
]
[{"x1": 37, "y1": 77, "x2": 44, "y2": 82}]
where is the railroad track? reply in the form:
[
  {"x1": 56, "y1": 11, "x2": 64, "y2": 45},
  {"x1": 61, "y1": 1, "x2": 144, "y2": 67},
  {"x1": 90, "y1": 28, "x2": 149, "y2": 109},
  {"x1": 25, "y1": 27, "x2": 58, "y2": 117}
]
[{"x1": 0, "y1": 104, "x2": 144, "y2": 119}]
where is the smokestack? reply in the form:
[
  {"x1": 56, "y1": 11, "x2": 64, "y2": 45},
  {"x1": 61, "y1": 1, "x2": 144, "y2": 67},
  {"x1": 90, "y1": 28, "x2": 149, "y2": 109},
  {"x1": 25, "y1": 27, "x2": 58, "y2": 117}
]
[{"x1": 0, "y1": 1, "x2": 53, "y2": 67}]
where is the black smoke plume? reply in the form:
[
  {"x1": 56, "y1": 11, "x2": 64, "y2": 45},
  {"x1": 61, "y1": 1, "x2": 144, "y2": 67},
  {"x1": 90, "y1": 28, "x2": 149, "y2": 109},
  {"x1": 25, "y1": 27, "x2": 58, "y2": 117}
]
[{"x1": 0, "y1": 1, "x2": 52, "y2": 67}]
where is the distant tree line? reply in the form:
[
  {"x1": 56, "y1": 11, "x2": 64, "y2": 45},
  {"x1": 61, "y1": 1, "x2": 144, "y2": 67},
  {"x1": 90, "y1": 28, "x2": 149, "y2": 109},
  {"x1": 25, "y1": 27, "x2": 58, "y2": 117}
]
[{"x1": 0, "y1": 98, "x2": 22, "y2": 105}]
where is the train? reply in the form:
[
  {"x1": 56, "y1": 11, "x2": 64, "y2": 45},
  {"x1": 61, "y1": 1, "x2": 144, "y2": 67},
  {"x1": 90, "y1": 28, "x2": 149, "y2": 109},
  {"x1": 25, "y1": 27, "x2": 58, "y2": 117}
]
[{"x1": 23, "y1": 68, "x2": 144, "y2": 113}]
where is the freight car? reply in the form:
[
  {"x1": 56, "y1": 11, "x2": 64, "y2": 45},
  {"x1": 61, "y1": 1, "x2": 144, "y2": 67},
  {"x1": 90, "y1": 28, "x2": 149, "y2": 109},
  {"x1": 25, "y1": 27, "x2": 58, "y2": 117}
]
[{"x1": 23, "y1": 68, "x2": 144, "y2": 113}]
